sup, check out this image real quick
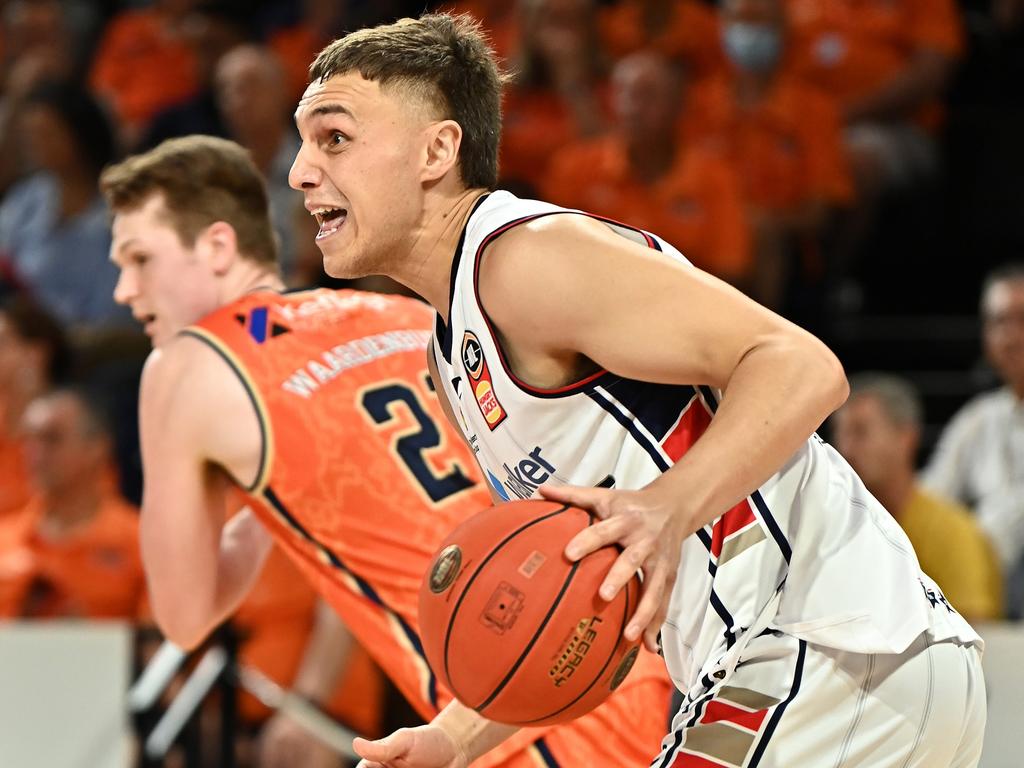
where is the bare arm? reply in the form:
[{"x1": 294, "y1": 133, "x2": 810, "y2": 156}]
[
  {"x1": 480, "y1": 215, "x2": 848, "y2": 646},
  {"x1": 139, "y1": 339, "x2": 272, "y2": 649},
  {"x1": 483, "y1": 215, "x2": 847, "y2": 526}
]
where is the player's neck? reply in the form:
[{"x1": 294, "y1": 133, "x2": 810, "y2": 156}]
[
  {"x1": 221, "y1": 260, "x2": 287, "y2": 305},
  {"x1": 402, "y1": 186, "x2": 489, "y2": 323}
]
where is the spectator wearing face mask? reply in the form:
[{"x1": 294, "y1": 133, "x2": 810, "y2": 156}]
[{"x1": 690, "y1": 0, "x2": 852, "y2": 222}]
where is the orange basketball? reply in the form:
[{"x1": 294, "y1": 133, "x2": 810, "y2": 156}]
[{"x1": 418, "y1": 499, "x2": 642, "y2": 726}]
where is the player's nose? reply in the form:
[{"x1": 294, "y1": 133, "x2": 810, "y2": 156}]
[
  {"x1": 289, "y1": 143, "x2": 323, "y2": 190},
  {"x1": 112, "y1": 267, "x2": 137, "y2": 306}
]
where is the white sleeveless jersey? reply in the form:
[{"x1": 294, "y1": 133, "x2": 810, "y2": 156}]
[{"x1": 431, "y1": 191, "x2": 979, "y2": 693}]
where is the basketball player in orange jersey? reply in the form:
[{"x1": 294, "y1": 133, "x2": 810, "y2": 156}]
[
  {"x1": 288, "y1": 14, "x2": 985, "y2": 768},
  {"x1": 102, "y1": 135, "x2": 673, "y2": 767}
]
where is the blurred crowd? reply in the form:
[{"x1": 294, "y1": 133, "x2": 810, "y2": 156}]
[{"x1": 0, "y1": 0, "x2": 1022, "y2": 766}]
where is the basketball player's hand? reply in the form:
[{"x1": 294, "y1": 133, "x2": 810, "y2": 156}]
[
  {"x1": 540, "y1": 484, "x2": 686, "y2": 654},
  {"x1": 353, "y1": 726, "x2": 468, "y2": 768}
]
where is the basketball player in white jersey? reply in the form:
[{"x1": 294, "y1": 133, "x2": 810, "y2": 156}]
[{"x1": 289, "y1": 14, "x2": 986, "y2": 768}]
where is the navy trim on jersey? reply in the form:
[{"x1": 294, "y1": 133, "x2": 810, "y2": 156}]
[
  {"x1": 262, "y1": 486, "x2": 440, "y2": 709},
  {"x1": 586, "y1": 388, "x2": 670, "y2": 471},
  {"x1": 469, "y1": 209, "x2": 664, "y2": 399},
  {"x1": 436, "y1": 193, "x2": 491, "y2": 364},
  {"x1": 654, "y1": 688, "x2": 718, "y2": 768},
  {"x1": 533, "y1": 738, "x2": 561, "y2": 767},
  {"x1": 697, "y1": 385, "x2": 793, "y2": 564},
  {"x1": 747, "y1": 640, "x2": 807, "y2": 767},
  {"x1": 601, "y1": 378, "x2": 700, "y2": 442}
]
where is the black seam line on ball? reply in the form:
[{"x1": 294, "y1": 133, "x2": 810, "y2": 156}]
[
  {"x1": 442, "y1": 504, "x2": 571, "y2": 700},
  {"x1": 511, "y1": 559, "x2": 634, "y2": 725}
]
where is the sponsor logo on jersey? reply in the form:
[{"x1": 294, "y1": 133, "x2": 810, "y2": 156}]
[
  {"x1": 461, "y1": 331, "x2": 506, "y2": 429},
  {"x1": 491, "y1": 446, "x2": 556, "y2": 500}
]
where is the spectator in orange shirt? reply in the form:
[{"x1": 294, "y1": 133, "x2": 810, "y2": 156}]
[
  {"x1": 500, "y1": 0, "x2": 608, "y2": 192},
  {"x1": 702, "y1": 0, "x2": 853, "y2": 221},
  {"x1": 0, "y1": 388, "x2": 145, "y2": 620},
  {"x1": 89, "y1": 0, "x2": 201, "y2": 145},
  {"x1": 542, "y1": 52, "x2": 754, "y2": 296},
  {"x1": 0, "y1": 296, "x2": 70, "y2": 522},
  {"x1": 597, "y1": 0, "x2": 725, "y2": 79},
  {"x1": 786, "y1": 0, "x2": 964, "y2": 187},
  {"x1": 269, "y1": 0, "x2": 351, "y2": 104}
]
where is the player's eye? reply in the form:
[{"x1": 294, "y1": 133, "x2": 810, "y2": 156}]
[{"x1": 328, "y1": 131, "x2": 347, "y2": 148}]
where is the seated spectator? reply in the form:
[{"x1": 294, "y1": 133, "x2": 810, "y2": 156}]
[
  {"x1": 89, "y1": 0, "x2": 201, "y2": 145},
  {"x1": 0, "y1": 388, "x2": 145, "y2": 620},
  {"x1": 694, "y1": 0, "x2": 853, "y2": 225},
  {"x1": 0, "y1": 0, "x2": 82, "y2": 196},
  {"x1": 500, "y1": 0, "x2": 608, "y2": 191},
  {"x1": 0, "y1": 296, "x2": 70, "y2": 521},
  {"x1": 442, "y1": 0, "x2": 518, "y2": 63},
  {"x1": 139, "y1": 0, "x2": 250, "y2": 150},
  {"x1": 214, "y1": 46, "x2": 302, "y2": 281},
  {"x1": 834, "y1": 373, "x2": 1003, "y2": 622},
  {"x1": 542, "y1": 51, "x2": 752, "y2": 292},
  {"x1": 597, "y1": 0, "x2": 724, "y2": 78},
  {"x1": 0, "y1": 81, "x2": 128, "y2": 327},
  {"x1": 923, "y1": 263, "x2": 1024, "y2": 618},
  {"x1": 269, "y1": 0, "x2": 355, "y2": 103},
  {"x1": 786, "y1": 0, "x2": 963, "y2": 189}
]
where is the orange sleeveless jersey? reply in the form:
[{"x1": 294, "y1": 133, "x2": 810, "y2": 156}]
[{"x1": 188, "y1": 289, "x2": 672, "y2": 767}]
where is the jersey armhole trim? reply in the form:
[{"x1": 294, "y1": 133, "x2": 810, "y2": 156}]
[
  {"x1": 470, "y1": 209, "x2": 660, "y2": 398},
  {"x1": 179, "y1": 327, "x2": 273, "y2": 495}
]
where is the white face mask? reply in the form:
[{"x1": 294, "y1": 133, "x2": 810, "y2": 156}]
[{"x1": 722, "y1": 22, "x2": 783, "y2": 74}]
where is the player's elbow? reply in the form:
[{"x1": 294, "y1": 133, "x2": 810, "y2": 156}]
[
  {"x1": 805, "y1": 339, "x2": 849, "y2": 414},
  {"x1": 151, "y1": 599, "x2": 217, "y2": 651}
]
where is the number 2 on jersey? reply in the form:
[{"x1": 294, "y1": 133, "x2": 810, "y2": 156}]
[{"x1": 360, "y1": 375, "x2": 475, "y2": 505}]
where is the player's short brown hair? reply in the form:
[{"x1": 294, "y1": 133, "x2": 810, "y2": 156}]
[
  {"x1": 100, "y1": 135, "x2": 277, "y2": 266},
  {"x1": 309, "y1": 13, "x2": 507, "y2": 190}
]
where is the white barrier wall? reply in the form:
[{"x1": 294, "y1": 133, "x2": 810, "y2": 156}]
[
  {"x1": 0, "y1": 622, "x2": 132, "y2": 768},
  {"x1": 979, "y1": 623, "x2": 1024, "y2": 768}
]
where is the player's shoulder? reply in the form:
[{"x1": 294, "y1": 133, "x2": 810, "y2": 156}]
[{"x1": 139, "y1": 333, "x2": 237, "y2": 413}]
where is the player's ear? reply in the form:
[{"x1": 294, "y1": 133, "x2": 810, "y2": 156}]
[
  {"x1": 201, "y1": 221, "x2": 240, "y2": 275},
  {"x1": 421, "y1": 119, "x2": 462, "y2": 183}
]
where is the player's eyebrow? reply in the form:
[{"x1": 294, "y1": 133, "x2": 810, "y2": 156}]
[{"x1": 298, "y1": 103, "x2": 357, "y2": 123}]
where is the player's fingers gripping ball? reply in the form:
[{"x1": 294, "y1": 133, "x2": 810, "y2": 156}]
[{"x1": 418, "y1": 499, "x2": 642, "y2": 726}]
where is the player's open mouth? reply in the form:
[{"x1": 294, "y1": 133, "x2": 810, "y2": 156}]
[
  {"x1": 312, "y1": 207, "x2": 347, "y2": 240},
  {"x1": 136, "y1": 313, "x2": 157, "y2": 334}
]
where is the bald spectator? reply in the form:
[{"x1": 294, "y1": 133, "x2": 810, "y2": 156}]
[
  {"x1": 924, "y1": 264, "x2": 1024, "y2": 617},
  {"x1": 834, "y1": 374, "x2": 1003, "y2": 623},
  {"x1": 215, "y1": 46, "x2": 302, "y2": 281},
  {"x1": 0, "y1": 389, "x2": 144, "y2": 620},
  {"x1": 542, "y1": 52, "x2": 752, "y2": 293},
  {"x1": 0, "y1": 296, "x2": 70, "y2": 522}
]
